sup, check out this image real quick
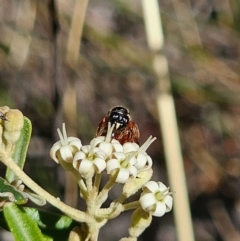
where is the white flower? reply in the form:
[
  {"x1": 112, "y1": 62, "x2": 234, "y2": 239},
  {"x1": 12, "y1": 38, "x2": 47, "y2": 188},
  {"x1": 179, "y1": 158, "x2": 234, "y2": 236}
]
[
  {"x1": 50, "y1": 123, "x2": 82, "y2": 163},
  {"x1": 91, "y1": 123, "x2": 123, "y2": 156},
  {"x1": 73, "y1": 144, "x2": 107, "y2": 178},
  {"x1": 103, "y1": 129, "x2": 156, "y2": 183},
  {"x1": 139, "y1": 181, "x2": 173, "y2": 217},
  {"x1": 107, "y1": 152, "x2": 138, "y2": 183},
  {"x1": 123, "y1": 136, "x2": 156, "y2": 172},
  {"x1": 91, "y1": 136, "x2": 123, "y2": 157}
]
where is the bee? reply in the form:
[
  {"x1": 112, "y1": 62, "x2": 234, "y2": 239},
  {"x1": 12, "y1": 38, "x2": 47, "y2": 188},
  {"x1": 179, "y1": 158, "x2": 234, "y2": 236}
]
[{"x1": 96, "y1": 106, "x2": 140, "y2": 145}]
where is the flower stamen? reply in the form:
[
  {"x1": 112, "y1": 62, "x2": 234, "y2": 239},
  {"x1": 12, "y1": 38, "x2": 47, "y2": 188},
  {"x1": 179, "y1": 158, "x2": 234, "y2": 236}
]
[
  {"x1": 57, "y1": 124, "x2": 67, "y2": 146},
  {"x1": 105, "y1": 122, "x2": 115, "y2": 143},
  {"x1": 138, "y1": 135, "x2": 157, "y2": 153}
]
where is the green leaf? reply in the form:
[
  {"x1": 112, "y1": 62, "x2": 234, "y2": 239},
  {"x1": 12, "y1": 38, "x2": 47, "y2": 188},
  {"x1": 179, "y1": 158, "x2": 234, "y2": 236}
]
[
  {"x1": 3, "y1": 203, "x2": 46, "y2": 241},
  {"x1": 0, "y1": 207, "x2": 80, "y2": 240},
  {"x1": 0, "y1": 177, "x2": 27, "y2": 205},
  {"x1": 23, "y1": 208, "x2": 77, "y2": 230},
  {"x1": 6, "y1": 117, "x2": 32, "y2": 183}
]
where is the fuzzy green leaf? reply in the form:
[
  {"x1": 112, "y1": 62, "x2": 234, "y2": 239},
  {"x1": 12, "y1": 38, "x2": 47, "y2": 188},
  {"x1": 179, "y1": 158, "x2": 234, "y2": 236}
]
[
  {"x1": 0, "y1": 206, "x2": 80, "y2": 240},
  {"x1": 6, "y1": 117, "x2": 32, "y2": 183},
  {"x1": 3, "y1": 203, "x2": 46, "y2": 241}
]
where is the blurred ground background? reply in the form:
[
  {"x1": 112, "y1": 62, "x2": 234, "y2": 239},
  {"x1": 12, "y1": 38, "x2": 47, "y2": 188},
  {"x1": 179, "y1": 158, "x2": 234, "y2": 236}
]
[{"x1": 0, "y1": 0, "x2": 240, "y2": 240}]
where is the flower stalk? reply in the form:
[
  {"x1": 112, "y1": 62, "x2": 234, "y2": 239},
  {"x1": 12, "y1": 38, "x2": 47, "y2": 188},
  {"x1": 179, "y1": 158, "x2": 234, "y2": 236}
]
[
  {"x1": 0, "y1": 151, "x2": 90, "y2": 223},
  {"x1": 0, "y1": 107, "x2": 173, "y2": 241}
]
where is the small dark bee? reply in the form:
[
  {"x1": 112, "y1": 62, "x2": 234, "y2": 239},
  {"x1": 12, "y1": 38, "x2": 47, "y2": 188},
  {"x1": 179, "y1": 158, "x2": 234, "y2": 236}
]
[{"x1": 96, "y1": 106, "x2": 140, "y2": 145}]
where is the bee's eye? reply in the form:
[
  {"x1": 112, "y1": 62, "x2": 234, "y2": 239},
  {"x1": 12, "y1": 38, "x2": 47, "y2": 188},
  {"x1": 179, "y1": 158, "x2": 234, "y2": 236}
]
[
  {"x1": 122, "y1": 116, "x2": 128, "y2": 124},
  {"x1": 112, "y1": 114, "x2": 119, "y2": 120},
  {"x1": 110, "y1": 113, "x2": 120, "y2": 122}
]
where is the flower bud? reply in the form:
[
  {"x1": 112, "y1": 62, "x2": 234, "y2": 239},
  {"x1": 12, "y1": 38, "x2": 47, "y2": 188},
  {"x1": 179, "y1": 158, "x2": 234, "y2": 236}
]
[
  {"x1": 0, "y1": 108, "x2": 24, "y2": 156},
  {"x1": 3, "y1": 109, "x2": 24, "y2": 143},
  {"x1": 122, "y1": 168, "x2": 153, "y2": 198},
  {"x1": 129, "y1": 207, "x2": 152, "y2": 238}
]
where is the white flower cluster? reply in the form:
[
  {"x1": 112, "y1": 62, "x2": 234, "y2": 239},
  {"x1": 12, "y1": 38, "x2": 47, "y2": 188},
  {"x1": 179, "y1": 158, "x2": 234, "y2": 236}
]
[
  {"x1": 50, "y1": 123, "x2": 153, "y2": 183},
  {"x1": 50, "y1": 123, "x2": 173, "y2": 218}
]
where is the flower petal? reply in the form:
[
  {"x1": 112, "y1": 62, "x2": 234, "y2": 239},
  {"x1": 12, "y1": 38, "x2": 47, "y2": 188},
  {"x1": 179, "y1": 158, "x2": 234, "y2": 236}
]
[
  {"x1": 98, "y1": 142, "x2": 112, "y2": 156},
  {"x1": 139, "y1": 193, "x2": 156, "y2": 210},
  {"x1": 111, "y1": 140, "x2": 123, "y2": 152},
  {"x1": 112, "y1": 152, "x2": 126, "y2": 161},
  {"x1": 50, "y1": 142, "x2": 61, "y2": 163},
  {"x1": 59, "y1": 145, "x2": 73, "y2": 163},
  {"x1": 143, "y1": 181, "x2": 159, "y2": 193},
  {"x1": 97, "y1": 151, "x2": 107, "y2": 160},
  {"x1": 81, "y1": 145, "x2": 91, "y2": 154},
  {"x1": 73, "y1": 151, "x2": 86, "y2": 161},
  {"x1": 123, "y1": 142, "x2": 139, "y2": 154},
  {"x1": 68, "y1": 137, "x2": 82, "y2": 150},
  {"x1": 90, "y1": 136, "x2": 105, "y2": 147},
  {"x1": 158, "y1": 182, "x2": 168, "y2": 192},
  {"x1": 115, "y1": 168, "x2": 130, "y2": 183},
  {"x1": 106, "y1": 159, "x2": 120, "y2": 174},
  {"x1": 128, "y1": 155, "x2": 137, "y2": 166},
  {"x1": 145, "y1": 155, "x2": 152, "y2": 169},
  {"x1": 128, "y1": 165, "x2": 138, "y2": 178},
  {"x1": 152, "y1": 201, "x2": 166, "y2": 217},
  {"x1": 79, "y1": 159, "x2": 93, "y2": 176},
  {"x1": 164, "y1": 195, "x2": 173, "y2": 212},
  {"x1": 135, "y1": 153, "x2": 147, "y2": 169},
  {"x1": 93, "y1": 157, "x2": 106, "y2": 173}
]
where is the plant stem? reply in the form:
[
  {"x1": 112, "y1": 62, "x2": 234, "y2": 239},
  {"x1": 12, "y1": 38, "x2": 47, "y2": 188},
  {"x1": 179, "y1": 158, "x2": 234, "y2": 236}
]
[
  {"x1": 123, "y1": 201, "x2": 139, "y2": 211},
  {"x1": 93, "y1": 173, "x2": 102, "y2": 193},
  {"x1": 95, "y1": 175, "x2": 116, "y2": 207},
  {"x1": 0, "y1": 151, "x2": 93, "y2": 223},
  {"x1": 85, "y1": 176, "x2": 93, "y2": 192},
  {"x1": 70, "y1": 167, "x2": 88, "y2": 200}
]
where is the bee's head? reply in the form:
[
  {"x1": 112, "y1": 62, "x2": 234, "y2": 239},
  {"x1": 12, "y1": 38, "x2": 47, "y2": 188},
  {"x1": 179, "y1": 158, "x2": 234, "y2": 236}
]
[{"x1": 108, "y1": 106, "x2": 131, "y2": 130}]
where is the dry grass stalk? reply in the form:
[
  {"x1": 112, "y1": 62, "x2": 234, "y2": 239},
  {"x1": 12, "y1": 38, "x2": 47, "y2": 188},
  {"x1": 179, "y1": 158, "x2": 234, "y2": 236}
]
[
  {"x1": 66, "y1": 0, "x2": 89, "y2": 67},
  {"x1": 142, "y1": 0, "x2": 195, "y2": 240}
]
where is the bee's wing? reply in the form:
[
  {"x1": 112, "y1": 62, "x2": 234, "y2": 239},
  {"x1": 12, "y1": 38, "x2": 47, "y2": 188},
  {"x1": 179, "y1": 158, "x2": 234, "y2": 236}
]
[
  {"x1": 96, "y1": 117, "x2": 108, "y2": 137},
  {"x1": 129, "y1": 121, "x2": 140, "y2": 143},
  {"x1": 118, "y1": 121, "x2": 140, "y2": 144}
]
